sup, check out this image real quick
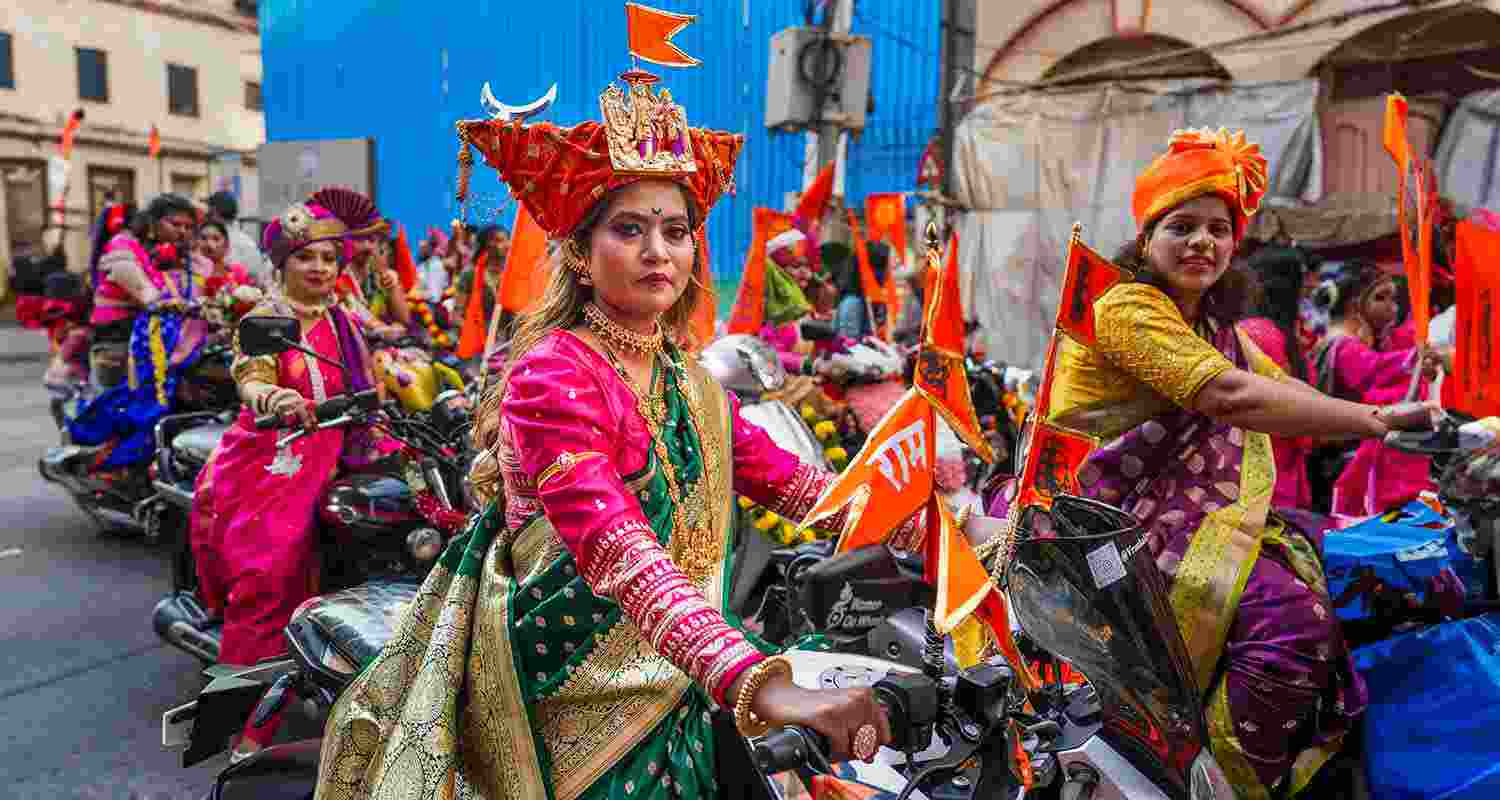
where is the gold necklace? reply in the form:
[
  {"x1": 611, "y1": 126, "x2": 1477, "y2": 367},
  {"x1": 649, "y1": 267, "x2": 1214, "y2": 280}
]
[
  {"x1": 599, "y1": 340, "x2": 717, "y2": 583},
  {"x1": 584, "y1": 302, "x2": 664, "y2": 355}
]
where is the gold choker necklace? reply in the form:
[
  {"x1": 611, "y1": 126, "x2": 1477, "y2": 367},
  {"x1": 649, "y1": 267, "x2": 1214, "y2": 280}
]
[
  {"x1": 283, "y1": 291, "x2": 333, "y2": 319},
  {"x1": 584, "y1": 302, "x2": 663, "y2": 355}
]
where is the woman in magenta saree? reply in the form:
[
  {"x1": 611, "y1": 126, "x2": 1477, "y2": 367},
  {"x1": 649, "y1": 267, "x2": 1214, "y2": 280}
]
[
  {"x1": 190, "y1": 201, "x2": 395, "y2": 757},
  {"x1": 1309, "y1": 262, "x2": 1435, "y2": 516},
  {"x1": 991, "y1": 130, "x2": 1434, "y2": 797}
]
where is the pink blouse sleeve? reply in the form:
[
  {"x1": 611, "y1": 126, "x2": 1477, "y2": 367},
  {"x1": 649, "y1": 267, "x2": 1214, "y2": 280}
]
[{"x1": 503, "y1": 344, "x2": 764, "y2": 704}]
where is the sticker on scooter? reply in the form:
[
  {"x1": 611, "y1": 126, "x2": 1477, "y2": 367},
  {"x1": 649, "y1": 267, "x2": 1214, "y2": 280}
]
[{"x1": 1087, "y1": 541, "x2": 1127, "y2": 589}]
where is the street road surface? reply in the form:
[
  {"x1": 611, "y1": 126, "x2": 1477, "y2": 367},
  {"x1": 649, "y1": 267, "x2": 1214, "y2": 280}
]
[{"x1": 0, "y1": 329, "x2": 240, "y2": 799}]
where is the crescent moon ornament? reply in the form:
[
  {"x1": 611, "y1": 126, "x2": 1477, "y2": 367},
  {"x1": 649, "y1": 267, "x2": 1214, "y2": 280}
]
[{"x1": 480, "y1": 82, "x2": 559, "y2": 122}]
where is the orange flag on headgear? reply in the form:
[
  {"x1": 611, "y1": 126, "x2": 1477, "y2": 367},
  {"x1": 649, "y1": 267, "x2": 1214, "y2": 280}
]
[
  {"x1": 59, "y1": 109, "x2": 84, "y2": 159},
  {"x1": 1383, "y1": 93, "x2": 1434, "y2": 345},
  {"x1": 802, "y1": 387, "x2": 936, "y2": 554},
  {"x1": 625, "y1": 3, "x2": 701, "y2": 67},
  {"x1": 499, "y1": 204, "x2": 549, "y2": 314},
  {"x1": 913, "y1": 226, "x2": 992, "y2": 462},
  {"x1": 727, "y1": 207, "x2": 791, "y2": 334},
  {"x1": 147, "y1": 125, "x2": 161, "y2": 160}
]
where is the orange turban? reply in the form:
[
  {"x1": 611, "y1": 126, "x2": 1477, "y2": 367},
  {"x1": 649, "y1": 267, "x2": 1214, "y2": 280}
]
[{"x1": 1132, "y1": 128, "x2": 1268, "y2": 239}]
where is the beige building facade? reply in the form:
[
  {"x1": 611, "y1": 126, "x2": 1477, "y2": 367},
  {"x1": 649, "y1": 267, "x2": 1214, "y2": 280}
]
[
  {"x1": 0, "y1": 0, "x2": 264, "y2": 294},
  {"x1": 970, "y1": 0, "x2": 1500, "y2": 204}
]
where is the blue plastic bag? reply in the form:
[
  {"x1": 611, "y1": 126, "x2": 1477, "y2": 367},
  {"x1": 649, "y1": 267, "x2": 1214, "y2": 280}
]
[
  {"x1": 1353, "y1": 613, "x2": 1500, "y2": 799},
  {"x1": 1323, "y1": 500, "x2": 1486, "y2": 622}
]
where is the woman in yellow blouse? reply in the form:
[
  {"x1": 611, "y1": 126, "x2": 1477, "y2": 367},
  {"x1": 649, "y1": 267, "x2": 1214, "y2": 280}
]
[{"x1": 998, "y1": 130, "x2": 1433, "y2": 797}]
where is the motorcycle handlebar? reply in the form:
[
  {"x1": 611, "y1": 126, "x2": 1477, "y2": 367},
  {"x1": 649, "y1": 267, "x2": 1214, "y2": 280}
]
[
  {"x1": 253, "y1": 389, "x2": 382, "y2": 431},
  {"x1": 753, "y1": 726, "x2": 831, "y2": 775}
]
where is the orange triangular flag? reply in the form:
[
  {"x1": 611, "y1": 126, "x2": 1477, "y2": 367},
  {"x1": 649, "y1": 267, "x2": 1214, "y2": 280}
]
[
  {"x1": 794, "y1": 164, "x2": 836, "y2": 228},
  {"x1": 847, "y1": 210, "x2": 891, "y2": 340},
  {"x1": 1056, "y1": 226, "x2": 1130, "y2": 347},
  {"x1": 147, "y1": 125, "x2": 161, "y2": 160},
  {"x1": 1382, "y1": 93, "x2": 1411, "y2": 171},
  {"x1": 924, "y1": 494, "x2": 991, "y2": 632},
  {"x1": 913, "y1": 230, "x2": 991, "y2": 461},
  {"x1": 864, "y1": 192, "x2": 907, "y2": 269},
  {"x1": 975, "y1": 589, "x2": 1042, "y2": 690},
  {"x1": 727, "y1": 208, "x2": 790, "y2": 334},
  {"x1": 456, "y1": 250, "x2": 491, "y2": 359},
  {"x1": 803, "y1": 388, "x2": 935, "y2": 553},
  {"x1": 391, "y1": 224, "x2": 418, "y2": 292},
  {"x1": 1014, "y1": 421, "x2": 1096, "y2": 512},
  {"x1": 59, "y1": 109, "x2": 84, "y2": 160},
  {"x1": 625, "y1": 3, "x2": 700, "y2": 67},
  {"x1": 1384, "y1": 93, "x2": 1432, "y2": 346},
  {"x1": 499, "y1": 205, "x2": 549, "y2": 314}
]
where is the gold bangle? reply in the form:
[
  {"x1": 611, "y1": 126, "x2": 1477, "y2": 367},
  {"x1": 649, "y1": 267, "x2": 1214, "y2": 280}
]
[
  {"x1": 733, "y1": 655, "x2": 791, "y2": 738},
  {"x1": 955, "y1": 502, "x2": 974, "y2": 532}
]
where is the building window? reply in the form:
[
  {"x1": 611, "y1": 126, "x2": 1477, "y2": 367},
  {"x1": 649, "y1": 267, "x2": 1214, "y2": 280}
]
[
  {"x1": 1, "y1": 160, "x2": 47, "y2": 259},
  {"x1": 77, "y1": 48, "x2": 108, "y2": 102},
  {"x1": 245, "y1": 81, "x2": 262, "y2": 111},
  {"x1": 88, "y1": 166, "x2": 135, "y2": 224},
  {"x1": 168, "y1": 64, "x2": 199, "y2": 117},
  {"x1": 1, "y1": 32, "x2": 14, "y2": 89},
  {"x1": 171, "y1": 173, "x2": 206, "y2": 201}
]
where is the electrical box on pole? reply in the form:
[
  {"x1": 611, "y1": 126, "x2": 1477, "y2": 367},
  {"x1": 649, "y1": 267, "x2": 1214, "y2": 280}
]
[{"x1": 765, "y1": 27, "x2": 872, "y2": 132}]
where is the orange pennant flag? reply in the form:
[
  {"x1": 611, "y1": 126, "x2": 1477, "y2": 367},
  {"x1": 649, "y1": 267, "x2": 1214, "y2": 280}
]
[
  {"x1": 456, "y1": 250, "x2": 492, "y2": 359},
  {"x1": 795, "y1": 164, "x2": 836, "y2": 228},
  {"x1": 847, "y1": 210, "x2": 892, "y2": 340},
  {"x1": 59, "y1": 109, "x2": 84, "y2": 160},
  {"x1": 923, "y1": 493, "x2": 1041, "y2": 690},
  {"x1": 809, "y1": 775, "x2": 882, "y2": 800},
  {"x1": 864, "y1": 192, "x2": 907, "y2": 269},
  {"x1": 147, "y1": 125, "x2": 161, "y2": 160},
  {"x1": 1056, "y1": 225, "x2": 1130, "y2": 347},
  {"x1": 499, "y1": 204, "x2": 549, "y2": 314},
  {"x1": 728, "y1": 208, "x2": 791, "y2": 334},
  {"x1": 625, "y1": 3, "x2": 700, "y2": 68},
  {"x1": 391, "y1": 223, "x2": 419, "y2": 292},
  {"x1": 1384, "y1": 93, "x2": 1433, "y2": 345},
  {"x1": 914, "y1": 230, "x2": 992, "y2": 461},
  {"x1": 803, "y1": 388, "x2": 936, "y2": 554},
  {"x1": 1014, "y1": 421, "x2": 1096, "y2": 512}
]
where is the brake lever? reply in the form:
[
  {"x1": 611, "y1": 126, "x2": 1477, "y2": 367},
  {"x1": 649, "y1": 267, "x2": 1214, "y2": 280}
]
[{"x1": 275, "y1": 413, "x2": 355, "y2": 449}]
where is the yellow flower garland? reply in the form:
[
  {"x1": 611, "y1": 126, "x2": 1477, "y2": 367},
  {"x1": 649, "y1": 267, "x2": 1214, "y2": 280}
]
[{"x1": 149, "y1": 314, "x2": 169, "y2": 407}]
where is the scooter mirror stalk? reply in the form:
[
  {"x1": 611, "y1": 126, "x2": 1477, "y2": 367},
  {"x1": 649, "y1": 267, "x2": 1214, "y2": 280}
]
[{"x1": 236, "y1": 316, "x2": 349, "y2": 377}]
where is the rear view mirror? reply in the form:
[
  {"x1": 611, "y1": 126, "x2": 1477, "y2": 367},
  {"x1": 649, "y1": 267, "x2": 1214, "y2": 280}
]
[
  {"x1": 238, "y1": 316, "x2": 300, "y2": 357},
  {"x1": 799, "y1": 319, "x2": 837, "y2": 342}
]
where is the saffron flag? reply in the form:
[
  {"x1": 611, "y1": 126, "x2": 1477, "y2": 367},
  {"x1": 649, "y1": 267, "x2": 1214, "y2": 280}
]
[
  {"x1": 864, "y1": 192, "x2": 908, "y2": 269},
  {"x1": 147, "y1": 125, "x2": 161, "y2": 160},
  {"x1": 1383, "y1": 93, "x2": 1434, "y2": 345},
  {"x1": 499, "y1": 204, "x2": 549, "y2": 314},
  {"x1": 1014, "y1": 421, "x2": 1096, "y2": 512},
  {"x1": 59, "y1": 109, "x2": 84, "y2": 160},
  {"x1": 456, "y1": 250, "x2": 492, "y2": 359},
  {"x1": 914, "y1": 230, "x2": 992, "y2": 461},
  {"x1": 727, "y1": 208, "x2": 792, "y2": 334},
  {"x1": 847, "y1": 210, "x2": 892, "y2": 340},
  {"x1": 804, "y1": 387, "x2": 935, "y2": 554},
  {"x1": 1056, "y1": 224, "x2": 1130, "y2": 347},
  {"x1": 1454, "y1": 220, "x2": 1500, "y2": 417},
  {"x1": 624, "y1": 3, "x2": 700, "y2": 67},
  {"x1": 924, "y1": 493, "x2": 1041, "y2": 690},
  {"x1": 688, "y1": 227, "x2": 716, "y2": 349},
  {"x1": 391, "y1": 224, "x2": 418, "y2": 292},
  {"x1": 795, "y1": 164, "x2": 836, "y2": 229}
]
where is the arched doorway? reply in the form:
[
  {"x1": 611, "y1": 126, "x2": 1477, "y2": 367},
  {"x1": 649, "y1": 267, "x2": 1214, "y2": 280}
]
[
  {"x1": 1315, "y1": 5, "x2": 1500, "y2": 199},
  {"x1": 1041, "y1": 34, "x2": 1232, "y2": 87}
]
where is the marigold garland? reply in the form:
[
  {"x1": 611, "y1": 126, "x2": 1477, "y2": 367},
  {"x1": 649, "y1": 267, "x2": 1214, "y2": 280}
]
[{"x1": 148, "y1": 314, "x2": 169, "y2": 407}]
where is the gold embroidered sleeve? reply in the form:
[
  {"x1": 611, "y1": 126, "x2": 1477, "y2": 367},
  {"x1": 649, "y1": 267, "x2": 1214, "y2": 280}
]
[
  {"x1": 1093, "y1": 283, "x2": 1234, "y2": 409},
  {"x1": 229, "y1": 301, "x2": 282, "y2": 389}
]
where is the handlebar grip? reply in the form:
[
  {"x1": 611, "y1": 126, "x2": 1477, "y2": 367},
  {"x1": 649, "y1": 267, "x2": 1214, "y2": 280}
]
[{"x1": 753, "y1": 726, "x2": 829, "y2": 774}]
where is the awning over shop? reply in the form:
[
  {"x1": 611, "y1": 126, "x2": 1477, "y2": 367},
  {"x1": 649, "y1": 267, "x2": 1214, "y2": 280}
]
[{"x1": 951, "y1": 79, "x2": 1321, "y2": 369}]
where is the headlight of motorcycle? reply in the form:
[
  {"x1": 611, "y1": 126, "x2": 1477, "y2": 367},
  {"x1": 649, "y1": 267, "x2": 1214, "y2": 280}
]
[
  {"x1": 1190, "y1": 748, "x2": 1233, "y2": 800},
  {"x1": 407, "y1": 528, "x2": 444, "y2": 563}
]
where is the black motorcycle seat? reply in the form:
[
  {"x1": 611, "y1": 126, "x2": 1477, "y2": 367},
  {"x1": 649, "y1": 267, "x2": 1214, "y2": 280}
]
[
  {"x1": 212, "y1": 738, "x2": 321, "y2": 800},
  {"x1": 290, "y1": 579, "x2": 422, "y2": 675},
  {"x1": 173, "y1": 423, "x2": 231, "y2": 465}
]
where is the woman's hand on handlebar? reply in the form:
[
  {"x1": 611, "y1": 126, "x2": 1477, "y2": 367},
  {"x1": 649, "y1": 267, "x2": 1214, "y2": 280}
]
[
  {"x1": 739, "y1": 671, "x2": 892, "y2": 762},
  {"x1": 268, "y1": 388, "x2": 317, "y2": 432}
]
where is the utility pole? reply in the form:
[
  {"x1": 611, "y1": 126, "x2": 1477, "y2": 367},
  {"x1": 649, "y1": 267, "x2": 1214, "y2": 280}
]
[{"x1": 801, "y1": 0, "x2": 854, "y2": 206}]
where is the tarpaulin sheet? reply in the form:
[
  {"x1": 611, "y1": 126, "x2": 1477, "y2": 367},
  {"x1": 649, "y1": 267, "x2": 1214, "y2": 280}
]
[
  {"x1": 1323, "y1": 500, "x2": 1486, "y2": 623},
  {"x1": 1354, "y1": 613, "x2": 1500, "y2": 799}
]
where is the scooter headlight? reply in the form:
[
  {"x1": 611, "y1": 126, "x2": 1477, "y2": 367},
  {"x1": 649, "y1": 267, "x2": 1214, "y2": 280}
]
[{"x1": 407, "y1": 528, "x2": 444, "y2": 562}]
